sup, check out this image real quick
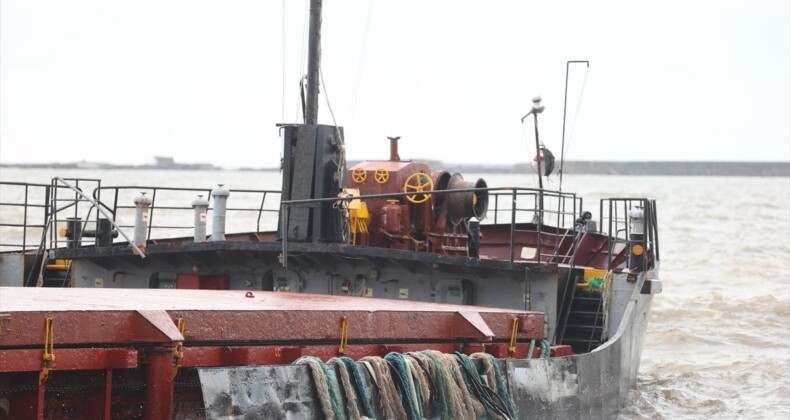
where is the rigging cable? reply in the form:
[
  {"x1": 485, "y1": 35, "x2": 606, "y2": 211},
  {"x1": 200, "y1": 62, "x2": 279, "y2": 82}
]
[
  {"x1": 559, "y1": 65, "x2": 590, "y2": 191},
  {"x1": 281, "y1": 0, "x2": 286, "y2": 124},
  {"x1": 294, "y1": 0, "x2": 311, "y2": 122},
  {"x1": 319, "y1": 67, "x2": 347, "y2": 185},
  {"x1": 346, "y1": 0, "x2": 375, "y2": 127}
]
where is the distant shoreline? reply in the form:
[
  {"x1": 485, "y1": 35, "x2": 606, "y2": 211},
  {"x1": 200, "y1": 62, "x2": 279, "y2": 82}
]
[{"x1": 1, "y1": 160, "x2": 788, "y2": 177}]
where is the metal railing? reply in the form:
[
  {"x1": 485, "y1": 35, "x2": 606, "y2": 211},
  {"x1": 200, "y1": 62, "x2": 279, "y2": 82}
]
[
  {"x1": 0, "y1": 179, "x2": 105, "y2": 252},
  {"x1": 0, "y1": 179, "x2": 659, "y2": 265},
  {"x1": 0, "y1": 181, "x2": 282, "y2": 252},
  {"x1": 93, "y1": 186, "x2": 282, "y2": 241},
  {"x1": 0, "y1": 181, "x2": 52, "y2": 251},
  {"x1": 600, "y1": 198, "x2": 660, "y2": 270},
  {"x1": 279, "y1": 186, "x2": 584, "y2": 266}
]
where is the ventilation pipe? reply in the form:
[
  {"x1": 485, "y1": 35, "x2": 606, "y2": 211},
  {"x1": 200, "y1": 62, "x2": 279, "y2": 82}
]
[
  {"x1": 133, "y1": 192, "x2": 152, "y2": 247},
  {"x1": 210, "y1": 185, "x2": 230, "y2": 241},
  {"x1": 192, "y1": 195, "x2": 210, "y2": 242}
]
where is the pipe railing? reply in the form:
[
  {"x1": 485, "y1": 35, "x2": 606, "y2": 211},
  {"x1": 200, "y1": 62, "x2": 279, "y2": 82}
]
[
  {"x1": 2, "y1": 180, "x2": 593, "y2": 267},
  {"x1": 279, "y1": 186, "x2": 584, "y2": 266},
  {"x1": 93, "y1": 185, "x2": 282, "y2": 239},
  {"x1": 600, "y1": 198, "x2": 660, "y2": 271}
]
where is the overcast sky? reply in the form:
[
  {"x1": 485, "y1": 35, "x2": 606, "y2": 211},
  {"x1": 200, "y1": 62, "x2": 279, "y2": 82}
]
[{"x1": 1, "y1": 0, "x2": 788, "y2": 168}]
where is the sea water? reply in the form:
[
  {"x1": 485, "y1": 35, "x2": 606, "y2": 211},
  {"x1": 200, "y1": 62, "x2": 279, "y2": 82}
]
[{"x1": 1, "y1": 167, "x2": 788, "y2": 419}]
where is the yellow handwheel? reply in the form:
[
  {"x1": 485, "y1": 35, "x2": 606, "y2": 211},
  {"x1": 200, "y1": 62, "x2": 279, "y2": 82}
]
[
  {"x1": 403, "y1": 172, "x2": 434, "y2": 204},
  {"x1": 374, "y1": 169, "x2": 389, "y2": 184},
  {"x1": 352, "y1": 168, "x2": 367, "y2": 183}
]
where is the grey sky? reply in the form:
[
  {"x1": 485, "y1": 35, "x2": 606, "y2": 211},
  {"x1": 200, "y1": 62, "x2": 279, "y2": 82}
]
[{"x1": 1, "y1": 0, "x2": 788, "y2": 168}]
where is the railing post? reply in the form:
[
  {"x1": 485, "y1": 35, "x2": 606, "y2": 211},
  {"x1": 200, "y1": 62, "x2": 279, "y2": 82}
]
[
  {"x1": 493, "y1": 194, "x2": 499, "y2": 224},
  {"x1": 44, "y1": 184, "x2": 51, "y2": 250},
  {"x1": 256, "y1": 192, "x2": 268, "y2": 232},
  {"x1": 147, "y1": 189, "x2": 157, "y2": 241},
  {"x1": 23, "y1": 184, "x2": 29, "y2": 250},
  {"x1": 509, "y1": 189, "x2": 517, "y2": 263}
]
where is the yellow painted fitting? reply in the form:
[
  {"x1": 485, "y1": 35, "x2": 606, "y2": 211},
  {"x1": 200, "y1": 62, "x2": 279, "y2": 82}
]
[
  {"x1": 172, "y1": 318, "x2": 186, "y2": 378},
  {"x1": 508, "y1": 317, "x2": 519, "y2": 358},
  {"x1": 584, "y1": 268, "x2": 608, "y2": 281},
  {"x1": 39, "y1": 317, "x2": 55, "y2": 384},
  {"x1": 338, "y1": 316, "x2": 348, "y2": 355}
]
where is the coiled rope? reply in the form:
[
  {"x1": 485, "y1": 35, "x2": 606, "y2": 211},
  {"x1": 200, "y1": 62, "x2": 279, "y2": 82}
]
[
  {"x1": 455, "y1": 353, "x2": 515, "y2": 420},
  {"x1": 296, "y1": 349, "x2": 550, "y2": 419},
  {"x1": 342, "y1": 356, "x2": 376, "y2": 419},
  {"x1": 294, "y1": 356, "x2": 345, "y2": 420},
  {"x1": 360, "y1": 356, "x2": 407, "y2": 419},
  {"x1": 384, "y1": 352, "x2": 422, "y2": 419},
  {"x1": 471, "y1": 352, "x2": 517, "y2": 418}
]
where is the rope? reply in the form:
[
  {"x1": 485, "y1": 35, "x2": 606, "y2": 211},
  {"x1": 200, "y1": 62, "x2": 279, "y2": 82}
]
[
  {"x1": 341, "y1": 356, "x2": 376, "y2": 419},
  {"x1": 404, "y1": 354, "x2": 432, "y2": 415},
  {"x1": 384, "y1": 352, "x2": 421, "y2": 419},
  {"x1": 360, "y1": 356, "x2": 407, "y2": 419},
  {"x1": 422, "y1": 350, "x2": 462, "y2": 419},
  {"x1": 403, "y1": 358, "x2": 423, "y2": 417},
  {"x1": 328, "y1": 357, "x2": 362, "y2": 419},
  {"x1": 471, "y1": 353, "x2": 517, "y2": 418},
  {"x1": 442, "y1": 352, "x2": 485, "y2": 417},
  {"x1": 315, "y1": 350, "x2": 524, "y2": 420},
  {"x1": 454, "y1": 353, "x2": 514, "y2": 420},
  {"x1": 295, "y1": 356, "x2": 345, "y2": 420},
  {"x1": 539, "y1": 340, "x2": 551, "y2": 359},
  {"x1": 408, "y1": 352, "x2": 443, "y2": 419},
  {"x1": 527, "y1": 339, "x2": 536, "y2": 359}
]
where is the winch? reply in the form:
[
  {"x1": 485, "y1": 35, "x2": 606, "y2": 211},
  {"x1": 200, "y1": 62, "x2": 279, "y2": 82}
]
[{"x1": 345, "y1": 137, "x2": 488, "y2": 256}]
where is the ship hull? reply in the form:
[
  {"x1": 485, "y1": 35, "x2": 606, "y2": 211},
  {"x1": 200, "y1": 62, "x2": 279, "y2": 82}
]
[{"x1": 197, "y1": 270, "x2": 657, "y2": 419}]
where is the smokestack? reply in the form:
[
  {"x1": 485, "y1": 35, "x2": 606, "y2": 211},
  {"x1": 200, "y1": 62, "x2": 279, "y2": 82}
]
[{"x1": 387, "y1": 136, "x2": 401, "y2": 161}]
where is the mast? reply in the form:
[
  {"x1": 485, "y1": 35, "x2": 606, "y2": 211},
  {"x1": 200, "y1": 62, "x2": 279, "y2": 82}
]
[
  {"x1": 521, "y1": 96, "x2": 545, "y2": 223},
  {"x1": 279, "y1": 0, "x2": 344, "y2": 245},
  {"x1": 305, "y1": 0, "x2": 322, "y2": 125}
]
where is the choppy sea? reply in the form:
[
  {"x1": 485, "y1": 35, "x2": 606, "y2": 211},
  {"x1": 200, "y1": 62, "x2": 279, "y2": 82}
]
[{"x1": 1, "y1": 167, "x2": 788, "y2": 418}]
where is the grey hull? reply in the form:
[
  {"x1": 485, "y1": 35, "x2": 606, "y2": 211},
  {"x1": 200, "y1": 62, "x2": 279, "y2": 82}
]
[{"x1": 198, "y1": 270, "x2": 657, "y2": 419}]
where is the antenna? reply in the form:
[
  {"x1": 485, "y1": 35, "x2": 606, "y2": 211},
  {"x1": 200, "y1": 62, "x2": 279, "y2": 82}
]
[{"x1": 560, "y1": 60, "x2": 589, "y2": 191}]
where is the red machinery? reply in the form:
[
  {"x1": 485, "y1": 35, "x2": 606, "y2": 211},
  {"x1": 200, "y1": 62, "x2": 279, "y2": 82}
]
[{"x1": 345, "y1": 137, "x2": 489, "y2": 256}]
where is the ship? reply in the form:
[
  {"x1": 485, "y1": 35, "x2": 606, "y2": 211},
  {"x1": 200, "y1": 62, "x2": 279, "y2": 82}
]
[{"x1": 0, "y1": 2, "x2": 661, "y2": 419}]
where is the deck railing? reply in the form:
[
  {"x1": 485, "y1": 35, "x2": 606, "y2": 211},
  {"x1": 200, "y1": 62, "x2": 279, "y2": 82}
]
[
  {"x1": 600, "y1": 198, "x2": 660, "y2": 271},
  {"x1": 2, "y1": 180, "x2": 595, "y2": 265},
  {"x1": 0, "y1": 178, "x2": 104, "y2": 252},
  {"x1": 279, "y1": 186, "x2": 583, "y2": 265},
  {"x1": 92, "y1": 186, "x2": 282, "y2": 241}
]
